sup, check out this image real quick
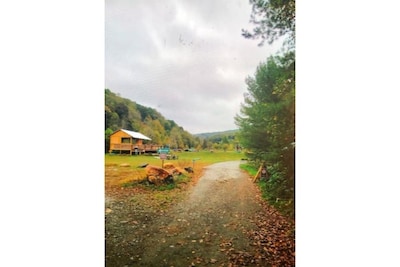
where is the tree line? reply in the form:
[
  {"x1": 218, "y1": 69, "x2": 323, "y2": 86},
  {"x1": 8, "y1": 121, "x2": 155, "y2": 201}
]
[
  {"x1": 105, "y1": 89, "x2": 239, "y2": 152},
  {"x1": 236, "y1": 0, "x2": 295, "y2": 218},
  {"x1": 105, "y1": 89, "x2": 200, "y2": 152}
]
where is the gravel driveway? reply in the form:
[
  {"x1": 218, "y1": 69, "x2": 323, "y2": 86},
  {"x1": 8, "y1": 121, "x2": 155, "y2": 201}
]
[{"x1": 105, "y1": 161, "x2": 294, "y2": 266}]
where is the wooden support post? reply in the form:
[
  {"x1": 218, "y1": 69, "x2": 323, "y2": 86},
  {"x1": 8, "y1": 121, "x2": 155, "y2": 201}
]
[
  {"x1": 253, "y1": 165, "x2": 263, "y2": 183},
  {"x1": 160, "y1": 153, "x2": 167, "y2": 168}
]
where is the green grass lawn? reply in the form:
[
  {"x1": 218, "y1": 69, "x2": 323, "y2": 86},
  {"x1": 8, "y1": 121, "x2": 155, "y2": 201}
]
[
  {"x1": 105, "y1": 150, "x2": 244, "y2": 167},
  {"x1": 105, "y1": 150, "x2": 245, "y2": 188},
  {"x1": 239, "y1": 164, "x2": 258, "y2": 176}
]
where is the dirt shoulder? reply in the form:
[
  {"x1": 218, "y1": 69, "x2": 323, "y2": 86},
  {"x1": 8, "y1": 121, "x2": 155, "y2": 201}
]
[{"x1": 105, "y1": 161, "x2": 294, "y2": 266}]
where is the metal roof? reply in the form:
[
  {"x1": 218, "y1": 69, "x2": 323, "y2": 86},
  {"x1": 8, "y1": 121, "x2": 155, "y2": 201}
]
[{"x1": 120, "y1": 129, "x2": 151, "y2": 140}]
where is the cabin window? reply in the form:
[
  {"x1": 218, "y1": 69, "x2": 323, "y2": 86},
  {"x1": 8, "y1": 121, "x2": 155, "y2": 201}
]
[{"x1": 121, "y1": 137, "x2": 131, "y2": 143}]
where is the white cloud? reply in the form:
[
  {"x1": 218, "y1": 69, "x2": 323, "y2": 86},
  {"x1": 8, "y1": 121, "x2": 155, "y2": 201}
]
[{"x1": 105, "y1": 0, "x2": 282, "y2": 133}]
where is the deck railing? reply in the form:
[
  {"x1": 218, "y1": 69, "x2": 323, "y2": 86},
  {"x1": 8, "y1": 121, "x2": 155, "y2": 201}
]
[{"x1": 110, "y1": 143, "x2": 161, "y2": 151}]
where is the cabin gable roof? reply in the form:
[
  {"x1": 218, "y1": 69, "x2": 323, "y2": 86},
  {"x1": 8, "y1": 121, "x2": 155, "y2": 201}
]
[{"x1": 112, "y1": 129, "x2": 151, "y2": 141}]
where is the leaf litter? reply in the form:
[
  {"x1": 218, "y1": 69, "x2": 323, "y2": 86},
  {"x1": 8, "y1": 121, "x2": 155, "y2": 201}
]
[{"x1": 105, "y1": 161, "x2": 294, "y2": 266}]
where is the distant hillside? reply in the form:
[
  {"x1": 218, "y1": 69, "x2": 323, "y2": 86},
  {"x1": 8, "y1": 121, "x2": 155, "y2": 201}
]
[
  {"x1": 194, "y1": 129, "x2": 240, "y2": 151},
  {"x1": 194, "y1": 129, "x2": 239, "y2": 139},
  {"x1": 105, "y1": 89, "x2": 200, "y2": 152}
]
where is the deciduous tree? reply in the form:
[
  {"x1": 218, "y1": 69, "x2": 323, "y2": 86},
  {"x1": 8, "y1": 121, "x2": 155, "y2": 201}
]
[{"x1": 242, "y1": 0, "x2": 295, "y2": 49}]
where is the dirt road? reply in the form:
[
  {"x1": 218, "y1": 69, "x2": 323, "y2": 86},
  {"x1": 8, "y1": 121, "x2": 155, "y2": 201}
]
[{"x1": 105, "y1": 161, "x2": 294, "y2": 266}]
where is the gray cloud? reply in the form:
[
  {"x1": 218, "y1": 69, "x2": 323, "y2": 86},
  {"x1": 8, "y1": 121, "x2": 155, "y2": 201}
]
[{"x1": 105, "y1": 0, "x2": 281, "y2": 134}]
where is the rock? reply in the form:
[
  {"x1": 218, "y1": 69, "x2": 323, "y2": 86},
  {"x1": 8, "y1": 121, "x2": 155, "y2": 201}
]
[
  {"x1": 147, "y1": 175, "x2": 160, "y2": 184},
  {"x1": 145, "y1": 165, "x2": 174, "y2": 185},
  {"x1": 175, "y1": 167, "x2": 186, "y2": 174},
  {"x1": 162, "y1": 163, "x2": 183, "y2": 175},
  {"x1": 137, "y1": 163, "x2": 149, "y2": 168},
  {"x1": 184, "y1": 167, "x2": 194, "y2": 173},
  {"x1": 163, "y1": 163, "x2": 175, "y2": 169}
]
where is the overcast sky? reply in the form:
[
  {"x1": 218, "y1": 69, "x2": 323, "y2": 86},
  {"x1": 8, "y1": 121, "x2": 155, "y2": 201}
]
[{"x1": 105, "y1": 0, "x2": 282, "y2": 134}]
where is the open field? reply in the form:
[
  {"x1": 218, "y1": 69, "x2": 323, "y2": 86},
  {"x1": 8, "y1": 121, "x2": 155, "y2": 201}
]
[{"x1": 104, "y1": 150, "x2": 245, "y2": 188}]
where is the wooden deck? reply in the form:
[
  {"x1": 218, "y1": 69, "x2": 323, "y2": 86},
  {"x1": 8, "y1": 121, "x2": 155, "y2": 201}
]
[{"x1": 109, "y1": 143, "x2": 161, "y2": 154}]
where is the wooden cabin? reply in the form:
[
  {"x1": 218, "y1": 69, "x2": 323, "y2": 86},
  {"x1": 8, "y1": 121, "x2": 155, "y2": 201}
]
[{"x1": 109, "y1": 129, "x2": 160, "y2": 155}]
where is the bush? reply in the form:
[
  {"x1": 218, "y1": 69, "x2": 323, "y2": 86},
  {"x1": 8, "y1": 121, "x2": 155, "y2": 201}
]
[
  {"x1": 261, "y1": 163, "x2": 294, "y2": 219},
  {"x1": 241, "y1": 162, "x2": 294, "y2": 220}
]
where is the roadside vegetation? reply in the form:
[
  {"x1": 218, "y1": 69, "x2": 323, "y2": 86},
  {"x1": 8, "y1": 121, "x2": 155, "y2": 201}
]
[{"x1": 236, "y1": 0, "x2": 295, "y2": 220}]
